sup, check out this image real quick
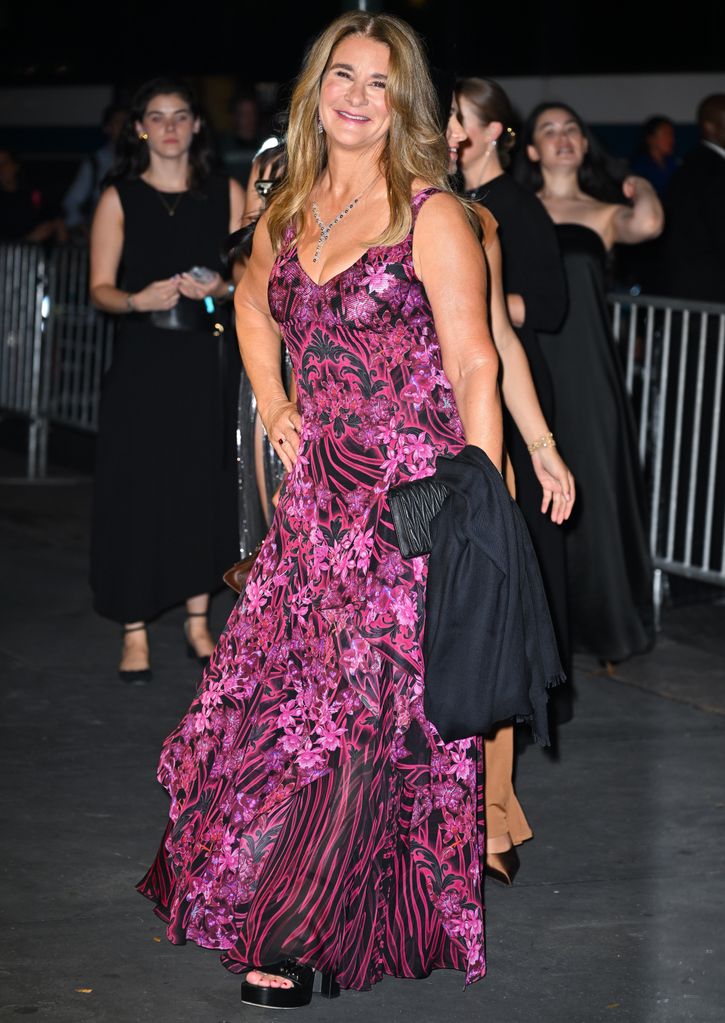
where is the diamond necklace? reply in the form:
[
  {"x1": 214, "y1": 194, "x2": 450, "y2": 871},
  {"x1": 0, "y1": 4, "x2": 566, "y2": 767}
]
[{"x1": 310, "y1": 175, "x2": 380, "y2": 263}]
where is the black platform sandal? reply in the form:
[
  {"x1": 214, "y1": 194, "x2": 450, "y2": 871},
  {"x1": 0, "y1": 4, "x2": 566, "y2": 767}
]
[
  {"x1": 183, "y1": 611, "x2": 211, "y2": 668},
  {"x1": 241, "y1": 958, "x2": 340, "y2": 1009},
  {"x1": 119, "y1": 624, "x2": 151, "y2": 685}
]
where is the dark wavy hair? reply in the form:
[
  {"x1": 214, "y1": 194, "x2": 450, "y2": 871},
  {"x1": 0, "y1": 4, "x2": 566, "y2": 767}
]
[
  {"x1": 110, "y1": 77, "x2": 215, "y2": 189},
  {"x1": 514, "y1": 101, "x2": 624, "y2": 203},
  {"x1": 455, "y1": 77, "x2": 518, "y2": 169},
  {"x1": 227, "y1": 141, "x2": 288, "y2": 265}
]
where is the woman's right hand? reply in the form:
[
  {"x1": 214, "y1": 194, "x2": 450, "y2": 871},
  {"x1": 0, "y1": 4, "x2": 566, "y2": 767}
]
[
  {"x1": 530, "y1": 446, "x2": 576, "y2": 525},
  {"x1": 263, "y1": 399, "x2": 302, "y2": 472},
  {"x1": 129, "y1": 277, "x2": 180, "y2": 312}
]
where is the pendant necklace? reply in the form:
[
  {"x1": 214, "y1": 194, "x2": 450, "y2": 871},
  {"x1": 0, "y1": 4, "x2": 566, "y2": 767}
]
[
  {"x1": 311, "y1": 174, "x2": 380, "y2": 263},
  {"x1": 156, "y1": 190, "x2": 185, "y2": 217}
]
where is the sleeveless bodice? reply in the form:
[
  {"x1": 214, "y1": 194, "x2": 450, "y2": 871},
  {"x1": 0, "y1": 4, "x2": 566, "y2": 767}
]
[
  {"x1": 263, "y1": 187, "x2": 466, "y2": 611},
  {"x1": 116, "y1": 176, "x2": 229, "y2": 292},
  {"x1": 269, "y1": 188, "x2": 464, "y2": 472},
  {"x1": 554, "y1": 222, "x2": 609, "y2": 294}
]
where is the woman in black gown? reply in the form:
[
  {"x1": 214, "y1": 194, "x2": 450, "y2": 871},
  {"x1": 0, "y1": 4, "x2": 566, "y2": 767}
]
[
  {"x1": 516, "y1": 102, "x2": 664, "y2": 663},
  {"x1": 89, "y1": 78, "x2": 245, "y2": 682},
  {"x1": 446, "y1": 95, "x2": 575, "y2": 882},
  {"x1": 453, "y1": 77, "x2": 572, "y2": 690}
]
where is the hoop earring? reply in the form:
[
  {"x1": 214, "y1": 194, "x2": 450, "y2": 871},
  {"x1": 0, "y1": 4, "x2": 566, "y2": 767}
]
[{"x1": 138, "y1": 132, "x2": 148, "y2": 141}]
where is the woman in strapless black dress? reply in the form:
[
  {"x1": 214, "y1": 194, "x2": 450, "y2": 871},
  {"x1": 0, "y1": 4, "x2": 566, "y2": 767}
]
[
  {"x1": 516, "y1": 102, "x2": 664, "y2": 664},
  {"x1": 89, "y1": 77, "x2": 245, "y2": 682}
]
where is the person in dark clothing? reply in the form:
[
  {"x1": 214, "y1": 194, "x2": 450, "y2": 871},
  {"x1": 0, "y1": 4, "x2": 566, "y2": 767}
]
[
  {"x1": 62, "y1": 103, "x2": 128, "y2": 238},
  {"x1": 631, "y1": 116, "x2": 678, "y2": 199},
  {"x1": 621, "y1": 115, "x2": 678, "y2": 293},
  {"x1": 446, "y1": 88, "x2": 575, "y2": 885},
  {"x1": 664, "y1": 94, "x2": 725, "y2": 302},
  {"x1": 516, "y1": 101, "x2": 663, "y2": 665},
  {"x1": 89, "y1": 77, "x2": 245, "y2": 683},
  {"x1": 453, "y1": 77, "x2": 571, "y2": 694},
  {"x1": 0, "y1": 147, "x2": 65, "y2": 243}
]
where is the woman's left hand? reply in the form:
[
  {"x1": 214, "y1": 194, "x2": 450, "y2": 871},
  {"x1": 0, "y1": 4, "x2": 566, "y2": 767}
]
[
  {"x1": 530, "y1": 447, "x2": 576, "y2": 524},
  {"x1": 177, "y1": 271, "x2": 223, "y2": 301}
]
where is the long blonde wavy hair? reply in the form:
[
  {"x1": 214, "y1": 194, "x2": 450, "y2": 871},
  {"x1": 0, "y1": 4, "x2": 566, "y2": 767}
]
[{"x1": 267, "y1": 11, "x2": 460, "y2": 252}]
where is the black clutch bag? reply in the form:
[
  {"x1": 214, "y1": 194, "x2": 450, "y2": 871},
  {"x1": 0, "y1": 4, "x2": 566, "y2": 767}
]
[{"x1": 387, "y1": 477, "x2": 450, "y2": 558}]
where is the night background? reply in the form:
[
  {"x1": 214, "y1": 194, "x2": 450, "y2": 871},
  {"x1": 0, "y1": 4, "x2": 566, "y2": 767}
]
[{"x1": 0, "y1": 0, "x2": 721, "y2": 84}]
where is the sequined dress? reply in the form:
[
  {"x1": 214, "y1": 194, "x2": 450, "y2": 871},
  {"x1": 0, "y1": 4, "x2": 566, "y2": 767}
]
[{"x1": 138, "y1": 188, "x2": 486, "y2": 990}]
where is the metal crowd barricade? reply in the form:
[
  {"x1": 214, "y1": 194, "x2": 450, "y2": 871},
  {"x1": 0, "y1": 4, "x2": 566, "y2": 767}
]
[
  {"x1": 0, "y1": 242, "x2": 47, "y2": 477},
  {"x1": 2, "y1": 239, "x2": 724, "y2": 621},
  {"x1": 0, "y1": 241, "x2": 114, "y2": 478},
  {"x1": 43, "y1": 244, "x2": 114, "y2": 433},
  {"x1": 610, "y1": 292, "x2": 725, "y2": 624}
]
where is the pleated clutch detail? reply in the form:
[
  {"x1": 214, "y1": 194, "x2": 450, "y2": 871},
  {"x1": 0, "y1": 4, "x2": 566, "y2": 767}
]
[{"x1": 387, "y1": 478, "x2": 450, "y2": 558}]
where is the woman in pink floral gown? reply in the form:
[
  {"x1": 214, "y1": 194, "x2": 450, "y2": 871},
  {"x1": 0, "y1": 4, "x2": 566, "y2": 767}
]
[{"x1": 138, "y1": 11, "x2": 559, "y2": 1008}]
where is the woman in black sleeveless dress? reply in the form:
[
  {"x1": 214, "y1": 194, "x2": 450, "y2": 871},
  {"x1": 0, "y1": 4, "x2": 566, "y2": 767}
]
[
  {"x1": 453, "y1": 78, "x2": 572, "y2": 695},
  {"x1": 89, "y1": 77, "x2": 245, "y2": 682}
]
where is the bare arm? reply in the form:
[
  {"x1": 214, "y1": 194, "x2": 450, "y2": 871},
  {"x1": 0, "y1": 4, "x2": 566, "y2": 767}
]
[
  {"x1": 506, "y1": 293, "x2": 526, "y2": 328},
  {"x1": 89, "y1": 187, "x2": 179, "y2": 313},
  {"x1": 610, "y1": 175, "x2": 664, "y2": 245},
  {"x1": 485, "y1": 231, "x2": 575, "y2": 521},
  {"x1": 234, "y1": 211, "x2": 300, "y2": 473},
  {"x1": 229, "y1": 176, "x2": 246, "y2": 234},
  {"x1": 414, "y1": 193, "x2": 502, "y2": 471}
]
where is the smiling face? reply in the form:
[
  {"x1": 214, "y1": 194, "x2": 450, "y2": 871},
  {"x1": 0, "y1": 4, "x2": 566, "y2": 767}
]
[
  {"x1": 318, "y1": 34, "x2": 391, "y2": 152},
  {"x1": 455, "y1": 93, "x2": 492, "y2": 173},
  {"x1": 136, "y1": 93, "x2": 200, "y2": 160},
  {"x1": 528, "y1": 106, "x2": 588, "y2": 172},
  {"x1": 445, "y1": 98, "x2": 467, "y2": 175}
]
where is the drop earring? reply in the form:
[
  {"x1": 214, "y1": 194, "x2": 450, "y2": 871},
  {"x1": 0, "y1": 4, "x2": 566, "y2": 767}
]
[
  {"x1": 317, "y1": 116, "x2": 324, "y2": 135},
  {"x1": 138, "y1": 132, "x2": 148, "y2": 141}
]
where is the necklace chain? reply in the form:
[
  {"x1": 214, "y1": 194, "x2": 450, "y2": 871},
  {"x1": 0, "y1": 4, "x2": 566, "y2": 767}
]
[
  {"x1": 310, "y1": 175, "x2": 380, "y2": 264},
  {"x1": 156, "y1": 190, "x2": 185, "y2": 217}
]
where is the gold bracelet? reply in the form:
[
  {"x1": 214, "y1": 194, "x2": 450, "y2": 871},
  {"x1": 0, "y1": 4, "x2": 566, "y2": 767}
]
[{"x1": 527, "y1": 432, "x2": 556, "y2": 453}]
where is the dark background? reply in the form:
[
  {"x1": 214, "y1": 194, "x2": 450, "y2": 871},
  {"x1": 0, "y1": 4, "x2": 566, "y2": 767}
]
[{"x1": 0, "y1": 0, "x2": 720, "y2": 85}]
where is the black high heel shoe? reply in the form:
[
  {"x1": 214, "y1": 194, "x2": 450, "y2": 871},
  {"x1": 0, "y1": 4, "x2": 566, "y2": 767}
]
[
  {"x1": 241, "y1": 958, "x2": 341, "y2": 1009},
  {"x1": 485, "y1": 846, "x2": 520, "y2": 886},
  {"x1": 183, "y1": 611, "x2": 211, "y2": 668},
  {"x1": 118, "y1": 624, "x2": 151, "y2": 685}
]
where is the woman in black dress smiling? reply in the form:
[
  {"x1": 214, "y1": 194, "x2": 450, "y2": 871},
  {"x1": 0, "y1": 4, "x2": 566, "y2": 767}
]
[
  {"x1": 453, "y1": 77, "x2": 572, "y2": 689},
  {"x1": 89, "y1": 77, "x2": 245, "y2": 682},
  {"x1": 516, "y1": 101, "x2": 663, "y2": 664}
]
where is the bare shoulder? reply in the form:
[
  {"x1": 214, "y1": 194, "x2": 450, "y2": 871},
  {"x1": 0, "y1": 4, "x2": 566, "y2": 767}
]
[
  {"x1": 414, "y1": 187, "x2": 469, "y2": 228},
  {"x1": 581, "y1": 196, "x2": 622, "y2": 229},
  {"x1": 91, "y1": 185, "x2": 124, "y2": 239},
  {"x1": 413, "y1": 190, "x2": 484, "y2": 283},
  {"x1": 96, "y1": 184, "x2": 123, "y2": 216}
]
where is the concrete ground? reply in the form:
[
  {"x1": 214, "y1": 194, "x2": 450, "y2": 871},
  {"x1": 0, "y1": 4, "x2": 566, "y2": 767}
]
[{"x1": 1, "y1": 469, "x2": 723, "y2": 1023}]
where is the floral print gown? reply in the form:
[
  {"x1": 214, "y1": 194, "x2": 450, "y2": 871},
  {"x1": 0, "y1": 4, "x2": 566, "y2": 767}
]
[{"x1": 138, "y1": 188, "x2": 486, "y2": 990}]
